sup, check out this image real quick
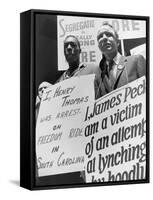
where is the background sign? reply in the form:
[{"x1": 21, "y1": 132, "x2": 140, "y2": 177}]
[{"x1": 57, "y1": 16, "x2": 146, "y2": 70}]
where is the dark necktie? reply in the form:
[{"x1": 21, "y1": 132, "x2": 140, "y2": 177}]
[{"x1": 105, "y1": 61, "x2": 116, "y2": 92}]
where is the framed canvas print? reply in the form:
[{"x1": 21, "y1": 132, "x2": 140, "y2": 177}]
[{"x1": 20, "y1": 9, "x2": 149, "y2": 190}]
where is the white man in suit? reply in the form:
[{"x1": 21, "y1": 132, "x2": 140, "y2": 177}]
[{"x1": 96, "y1": 22, "x2": 146, "y2": 97}]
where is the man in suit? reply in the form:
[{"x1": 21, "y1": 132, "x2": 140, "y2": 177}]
[{"x1": 96, "y1": 22, "x2": 146, "y2": 96}]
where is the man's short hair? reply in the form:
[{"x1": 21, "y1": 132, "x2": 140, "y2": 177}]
[
  {"x1": 97, "y1": 22, "x2": 119, "y2": 41},
  {"x1": 64, "y1": 35, "x2": 81, "y2": 49}
]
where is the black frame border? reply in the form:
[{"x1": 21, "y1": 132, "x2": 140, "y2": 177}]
[{"x1": 20, "y1": 9, "x2": 150, "y2": 190}]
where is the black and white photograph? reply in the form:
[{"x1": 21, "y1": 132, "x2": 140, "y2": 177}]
[
  {"x1": 1, "y1": 0, "x2": 153, "y2": 198},
  {"x1": 20, "y1": 10, "x2": 149, "y2": 190}
]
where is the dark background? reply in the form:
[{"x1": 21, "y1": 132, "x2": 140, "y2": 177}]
[{"x1": 35, "y1": 14, "x2": 63, "y2": 93}]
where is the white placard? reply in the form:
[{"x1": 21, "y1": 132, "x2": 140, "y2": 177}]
[
  {"x1": 83, "y1": 76, "x2": 146, "y2": 182},
  {"x1": 36, "y1": 74, "x2": 95, "y2": 177}
]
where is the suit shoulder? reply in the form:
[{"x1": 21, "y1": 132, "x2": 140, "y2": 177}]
[{"x1": 126, "y1": 54, "x2": 145, "y2": 62}]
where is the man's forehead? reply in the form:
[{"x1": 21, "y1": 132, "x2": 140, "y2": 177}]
[
  {"x1": 97, "y1": 25, "x2": 115, "y2": 36},
  {"x1": 64, "y1": 36, "x2": 77, "y2": 44}
]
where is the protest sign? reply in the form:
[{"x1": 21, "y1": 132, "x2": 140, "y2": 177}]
[
  {"x1": 83, "y1": 76, "x2": 146, "y2": 182},
  {"x1": 36, "y1": 74, "x2": 95, "y2": 177},
  {"x1": 57, "y1": 16, "x2": 146, "y2": 70}
]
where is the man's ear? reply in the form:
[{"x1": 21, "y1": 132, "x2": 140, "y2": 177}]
[
  {"x1": 98, "y1": 43, "x2": 100, "y2": 49},
  {"x1": 117, "y1": 39, "x2": 120, "y2": 47},
  {"x1": 98, "y1": 43, "x2": 102, "y2": 52}
]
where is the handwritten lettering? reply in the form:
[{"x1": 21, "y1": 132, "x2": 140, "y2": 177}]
[
  {"x1": 37, "y1": 132, "x2": 62, "y2": 145},
  {"x1": 40, "y1": 115, "x2": 52, "y2": 123},
  {"x1": 57, "y1": 152, "x2": 84, "y2": 167},
  {"x1": 62, "y1": 95, "x2": 89, "y2": 107},
  {"x1": 69, "y1": 128, "x2": 83, "y2": 138},
  {"x1": 53, "y1": 86, "x2": 75, "y2": 98},
  {"x1": 56, "y1": 108, "x2": 81, "y2": 119},
  {"x1": 37, "y1": 157, "x2": 54, "y2": 169}
]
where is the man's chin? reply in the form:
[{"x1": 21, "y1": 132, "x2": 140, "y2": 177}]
[
  {"x1": 66, "y1": 56, "x2": 76, "y2": 63},
  {"x1": 102, "y1": 48, "x2": 115, "y2": 54},
  {"x1": 66, "y1": 58, "x2": 74, "y2": 64}
]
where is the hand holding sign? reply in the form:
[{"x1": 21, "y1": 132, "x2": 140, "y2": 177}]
[{"x1": 36, "y1": 74, "x2": 95, "y2": 177}]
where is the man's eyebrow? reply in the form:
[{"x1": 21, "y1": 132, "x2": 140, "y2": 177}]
[
  {"x1": 97, "y1": 32, "x2": 104, "y2": 39},
  {"x1": 65, "y1": 41, "x2": 75, "y2": 43},
  {"x1": 64, "y1": 42, "x2": 76, "y2": 45},
  {"x1": 98, "y1": 31, "x2": 114, "y2": 38}
]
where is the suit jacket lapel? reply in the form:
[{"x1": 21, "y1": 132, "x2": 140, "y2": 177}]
[
  {"x1": 116, "y1": 56, "x2": 125, "y2": 79},
  {"x1": 101, "y1": 55, "x2": 128, "y2": 92},
  {"x1": 103, "y1": 75, "x2": 112, "y2": 93},
  {"x1": 101, "y1": 62, "x2": 112, "y2": 93},
  {"x1": 114, "y1": 56, "x2": 127, "y2": 89}
]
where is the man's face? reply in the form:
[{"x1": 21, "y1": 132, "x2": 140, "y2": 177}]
[
  {"x1": 64, "y1": 36, "x2": 81, "y2": 64},
  {"x1": 97, "y1": 25, "x2": 119, "y2": 55}
]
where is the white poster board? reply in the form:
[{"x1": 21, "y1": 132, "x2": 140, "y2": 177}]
[
  {"x1": 83, "y1": 76, "x2": 146, "y2": 182},
  {"x1": 36, "y1": 74, "x2": 95, "y2": 177}
]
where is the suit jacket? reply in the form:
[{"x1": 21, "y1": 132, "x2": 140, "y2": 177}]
[{"x1": 97, "y1": 54, "x2": 146, "y2": 97}]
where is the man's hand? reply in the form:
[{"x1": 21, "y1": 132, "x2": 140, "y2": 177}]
[{"x1": 36, "y1": 81, "x2": 52, "y2": 106}]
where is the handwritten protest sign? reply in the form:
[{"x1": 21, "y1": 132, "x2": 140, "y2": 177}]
[
  {"x1": 83, "y1": 76, "x2": 146, "y2": 182},
  {"x1": 36, "y1": 74, "x2": 95, "y2": 177},
  {"x1": 57, "y1": 15, "x2": 146, "y2": 70}
]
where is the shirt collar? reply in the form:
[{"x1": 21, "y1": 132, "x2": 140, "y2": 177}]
[
  {"x1": 78, "y1": 62, "x2": 86, "y2": 69},
  {"x1": 64, "y1": 63, "x2": 85, "y2": 79},
  {"x1": 113, "y1": 52, "x2": 122, "y2": 65}
]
